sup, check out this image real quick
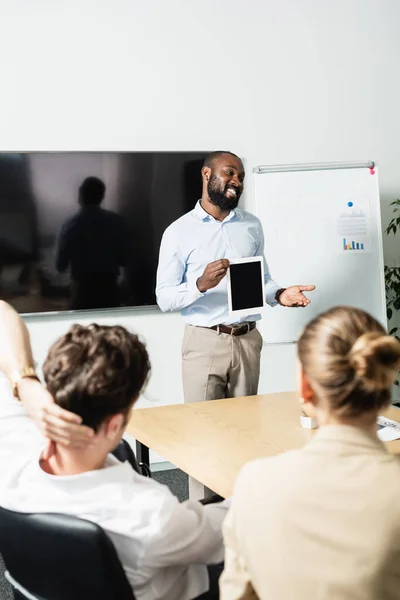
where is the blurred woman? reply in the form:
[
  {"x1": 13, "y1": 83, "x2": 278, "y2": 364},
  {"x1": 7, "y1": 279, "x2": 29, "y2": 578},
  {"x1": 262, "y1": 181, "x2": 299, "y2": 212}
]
[{"x1": 220, "y1": 306, "x2": 400, "y2": 600}]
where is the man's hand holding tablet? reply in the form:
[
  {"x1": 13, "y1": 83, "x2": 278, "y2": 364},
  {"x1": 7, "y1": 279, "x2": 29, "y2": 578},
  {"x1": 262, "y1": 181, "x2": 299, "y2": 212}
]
[{"x1": 197, "y1": 259, "x2": 230, "y2": 292}]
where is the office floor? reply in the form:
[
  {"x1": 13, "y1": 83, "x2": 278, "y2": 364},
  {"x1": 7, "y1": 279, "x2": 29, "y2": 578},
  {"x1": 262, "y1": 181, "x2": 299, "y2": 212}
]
[{"x1": 153, "y1": 467, "x2": 189, "y2": 502}]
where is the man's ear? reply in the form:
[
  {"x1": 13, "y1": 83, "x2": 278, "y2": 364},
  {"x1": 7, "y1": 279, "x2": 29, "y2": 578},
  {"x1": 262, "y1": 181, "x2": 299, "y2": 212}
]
[
  {"x1": 201, "y1": 166, "x2": 211, "y2": 182},
  {"x1": 105, "y1": 413, "x2": 125, "y2": 441}
]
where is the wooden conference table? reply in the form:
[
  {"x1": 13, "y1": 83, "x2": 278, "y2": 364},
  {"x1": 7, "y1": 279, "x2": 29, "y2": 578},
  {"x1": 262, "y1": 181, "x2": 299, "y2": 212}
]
[{"x1": 126, "y1": 391, "x2": 400, "y2": 499}]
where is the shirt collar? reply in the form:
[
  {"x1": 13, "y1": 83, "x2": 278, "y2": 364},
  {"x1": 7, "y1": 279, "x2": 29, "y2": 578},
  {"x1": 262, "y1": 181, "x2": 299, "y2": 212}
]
[
  {"x1": 35, "y1": 454, "x2": 131, "y2": 483},
  {"x1": 192, "y1": 200, "x2": 243, "y2": 222}
]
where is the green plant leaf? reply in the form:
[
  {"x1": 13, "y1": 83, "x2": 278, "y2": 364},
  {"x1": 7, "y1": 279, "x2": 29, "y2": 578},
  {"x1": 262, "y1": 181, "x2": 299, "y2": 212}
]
[{"x1": 384, "y1": 200, "x2": 400, "y2": 336}]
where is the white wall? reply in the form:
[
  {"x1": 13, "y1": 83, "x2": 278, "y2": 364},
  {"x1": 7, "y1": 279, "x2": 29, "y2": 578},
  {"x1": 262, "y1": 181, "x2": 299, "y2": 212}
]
[{"x1": 1, "y1": 0, "x2": 399, "y2": 409}]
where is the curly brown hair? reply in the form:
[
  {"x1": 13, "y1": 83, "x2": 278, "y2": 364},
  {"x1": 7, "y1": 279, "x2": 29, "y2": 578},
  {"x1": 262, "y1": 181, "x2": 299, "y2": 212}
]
[{"x1": 43, "y1": 324, "x2": 151, "y2": 431}]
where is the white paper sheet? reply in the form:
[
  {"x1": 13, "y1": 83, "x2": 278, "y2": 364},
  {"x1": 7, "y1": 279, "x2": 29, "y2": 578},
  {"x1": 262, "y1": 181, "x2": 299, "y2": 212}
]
[
  {"x1": 377, "y1": 416, "x2": 400, "y2": 442},
  {"x1": 337, "y1": 197, "x2": 371, "y2": 253}
]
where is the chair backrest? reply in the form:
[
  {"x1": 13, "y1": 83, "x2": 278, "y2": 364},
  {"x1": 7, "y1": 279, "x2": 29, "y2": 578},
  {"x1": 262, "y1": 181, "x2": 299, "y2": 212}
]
[
  {"x1": 0, "y1": 507, "x2": 135, "y2": 600},
  {"x1": 112, "y1": 439, "x2": 151, "y2": 478}
]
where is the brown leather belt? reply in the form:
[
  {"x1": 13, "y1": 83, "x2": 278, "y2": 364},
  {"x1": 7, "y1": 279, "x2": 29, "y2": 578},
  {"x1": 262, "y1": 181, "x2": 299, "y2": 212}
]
[{"x1": 207, "y1": 321, "x2": 256, "y2": 336}]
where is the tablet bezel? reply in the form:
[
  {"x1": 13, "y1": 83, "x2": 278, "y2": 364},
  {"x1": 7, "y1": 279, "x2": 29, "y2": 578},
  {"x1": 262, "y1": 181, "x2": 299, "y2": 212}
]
[{"x1": 227, "y1": 256, "x2": 266, "y2": 318}]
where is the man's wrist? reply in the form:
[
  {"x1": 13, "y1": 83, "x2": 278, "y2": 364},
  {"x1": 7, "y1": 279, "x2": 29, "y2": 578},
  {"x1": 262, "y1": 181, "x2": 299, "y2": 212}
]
[
  {"x1": 10, "y1": 367, "x2": 39, "y2": 401},
  {"x1": 196, "y1": 277, "x2": 207, "y2": 294},
  {"x1": 274, "y1": 288, "x2": 287, "y2": 306}
]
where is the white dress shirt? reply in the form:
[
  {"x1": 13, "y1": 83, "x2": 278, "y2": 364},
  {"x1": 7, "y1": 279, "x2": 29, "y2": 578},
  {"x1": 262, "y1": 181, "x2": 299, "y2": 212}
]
[
  {"x1": 0, "y1": 375, "x2": 229, "y2": 600},
  {"x1": 156, "y1": 202, "x2": 280, "y2": 327}
]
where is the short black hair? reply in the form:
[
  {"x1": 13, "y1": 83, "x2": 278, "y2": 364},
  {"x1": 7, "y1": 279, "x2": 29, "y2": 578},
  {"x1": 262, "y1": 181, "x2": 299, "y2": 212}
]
[
  {"x1": 203, "y1": 150, "x2": 242, "y2": 169},
  {"x1": 79, "y1": 176, "x2": 106, "y2": 206}
]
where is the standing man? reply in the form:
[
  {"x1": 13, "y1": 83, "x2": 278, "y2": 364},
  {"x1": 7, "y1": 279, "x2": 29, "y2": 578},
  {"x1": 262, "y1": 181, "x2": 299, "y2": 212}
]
[{"x1": 156, "y1": 151, "x2": 315, "y2": 405}]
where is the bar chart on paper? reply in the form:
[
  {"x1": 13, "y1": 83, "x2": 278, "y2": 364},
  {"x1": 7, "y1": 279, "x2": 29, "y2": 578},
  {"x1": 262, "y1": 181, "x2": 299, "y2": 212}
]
[
  {"x1": 343, "y1": 238, "x2": 365, "y2": 251},
  {"x1": 337, "y1": 204, "x2": 370, "y2": 253}
]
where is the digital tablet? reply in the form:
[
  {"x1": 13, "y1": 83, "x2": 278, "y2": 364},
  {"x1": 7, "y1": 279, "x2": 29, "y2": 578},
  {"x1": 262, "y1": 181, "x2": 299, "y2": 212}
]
[{"x1": 227, "y1": 256, "x2": 265, "y2": 318}]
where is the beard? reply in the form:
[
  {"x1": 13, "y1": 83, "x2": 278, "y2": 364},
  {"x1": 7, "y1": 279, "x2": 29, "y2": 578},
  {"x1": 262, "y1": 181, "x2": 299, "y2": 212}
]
[{"x1": 207, "y1": 174, "x2": 242, "y2": 211}]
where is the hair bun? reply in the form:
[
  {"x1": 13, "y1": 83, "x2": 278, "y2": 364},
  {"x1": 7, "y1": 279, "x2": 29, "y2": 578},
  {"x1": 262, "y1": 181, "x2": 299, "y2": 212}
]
[{"x1": 349, "y1": 332, "x2": 400, "y2": 391}]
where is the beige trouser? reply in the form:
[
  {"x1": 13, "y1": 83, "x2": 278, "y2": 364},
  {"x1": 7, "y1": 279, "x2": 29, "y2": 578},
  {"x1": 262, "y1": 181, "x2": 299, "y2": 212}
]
[{"x1": 182, "y1": 324, "x2": 263, "y2": 498}]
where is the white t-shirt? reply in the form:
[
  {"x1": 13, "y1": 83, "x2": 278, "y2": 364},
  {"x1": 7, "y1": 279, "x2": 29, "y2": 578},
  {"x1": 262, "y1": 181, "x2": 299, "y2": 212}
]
[{"x1": 0, "y1": 375, "x2": 228, "y2": 600}]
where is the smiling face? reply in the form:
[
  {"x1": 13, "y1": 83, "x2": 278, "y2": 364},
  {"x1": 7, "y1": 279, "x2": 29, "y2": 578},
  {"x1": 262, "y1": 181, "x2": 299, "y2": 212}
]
[{"x1": 205, "y1": 154, "x2": 245, "y2": 211}]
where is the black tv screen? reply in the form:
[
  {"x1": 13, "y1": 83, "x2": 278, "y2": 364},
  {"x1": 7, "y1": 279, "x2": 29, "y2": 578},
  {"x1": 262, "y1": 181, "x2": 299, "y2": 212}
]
[{"x1": 0, "y1": 151, "x2": 208, "y2": 315}]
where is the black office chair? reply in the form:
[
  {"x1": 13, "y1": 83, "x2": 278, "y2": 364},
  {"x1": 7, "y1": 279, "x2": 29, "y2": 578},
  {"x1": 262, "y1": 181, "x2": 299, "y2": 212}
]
[
  {"x1": 112, "y1": 438, "x2": 151, "y2": 478},
  {"x1": 0, "y1": 508, "x2": 135, "y2": 600}
]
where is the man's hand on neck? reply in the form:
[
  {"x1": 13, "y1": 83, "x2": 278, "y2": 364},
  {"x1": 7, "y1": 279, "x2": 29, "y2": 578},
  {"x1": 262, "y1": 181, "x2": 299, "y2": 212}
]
[
  {"x1": 0, "y1": 302, "x2": 94, "y2": 455},
  {"x1": 17, "y1": 378, "x2": 94, "y2": 457}
]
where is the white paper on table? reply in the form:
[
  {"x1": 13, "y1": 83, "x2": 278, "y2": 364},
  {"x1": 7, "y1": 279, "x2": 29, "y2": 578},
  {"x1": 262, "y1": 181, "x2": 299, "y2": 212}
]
[{"x1": 377, "y1": 416, "x2": 400, "y2": 442}]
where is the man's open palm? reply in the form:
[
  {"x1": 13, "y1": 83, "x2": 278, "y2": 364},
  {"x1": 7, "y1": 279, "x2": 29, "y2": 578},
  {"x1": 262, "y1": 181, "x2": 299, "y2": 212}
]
[{"x1": 279, "y1": 285, "x2": 315, "y2": 307}]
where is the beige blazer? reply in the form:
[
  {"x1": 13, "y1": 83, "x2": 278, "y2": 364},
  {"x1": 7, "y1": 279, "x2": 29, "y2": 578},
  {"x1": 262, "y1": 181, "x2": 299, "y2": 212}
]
[{"x1": 220, "y1": 425, "x2": 400, "y2": 600}]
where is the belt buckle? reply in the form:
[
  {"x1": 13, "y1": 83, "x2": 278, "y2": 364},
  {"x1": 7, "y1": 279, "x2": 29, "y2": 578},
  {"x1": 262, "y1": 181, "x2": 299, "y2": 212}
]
[{"x1": 231, "y1": 322, "x2": 250, "y2": 336}]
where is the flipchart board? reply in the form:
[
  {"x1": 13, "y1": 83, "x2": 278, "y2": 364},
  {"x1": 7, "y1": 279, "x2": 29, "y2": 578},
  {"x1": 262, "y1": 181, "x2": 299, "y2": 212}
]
[{"x1": 254, "y1": 164, "x2": 386, "y2": 344}]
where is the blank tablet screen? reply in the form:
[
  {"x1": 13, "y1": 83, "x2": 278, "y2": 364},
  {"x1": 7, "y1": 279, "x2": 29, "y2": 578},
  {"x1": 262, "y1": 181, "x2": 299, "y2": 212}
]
[{"x1": 229, "y1": 261, "x2": 264, "y2": 311}]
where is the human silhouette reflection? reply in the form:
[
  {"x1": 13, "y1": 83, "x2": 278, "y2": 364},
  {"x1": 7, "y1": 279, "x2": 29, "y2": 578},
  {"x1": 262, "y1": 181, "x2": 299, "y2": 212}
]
[{"x1": 55, "y1": 177, "x2": 129, "y2": 310}]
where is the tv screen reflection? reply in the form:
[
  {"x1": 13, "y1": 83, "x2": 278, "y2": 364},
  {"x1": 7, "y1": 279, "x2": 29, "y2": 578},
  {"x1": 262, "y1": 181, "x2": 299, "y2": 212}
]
[{"x1": 0, "y1": 151, "x2": 207, "y2": 315}]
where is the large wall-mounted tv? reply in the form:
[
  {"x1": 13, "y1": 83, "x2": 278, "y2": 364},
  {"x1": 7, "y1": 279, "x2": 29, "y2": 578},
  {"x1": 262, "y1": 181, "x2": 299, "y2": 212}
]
[{"x1": 0, "y1": 151, "x2": 208, "y2": 315}]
